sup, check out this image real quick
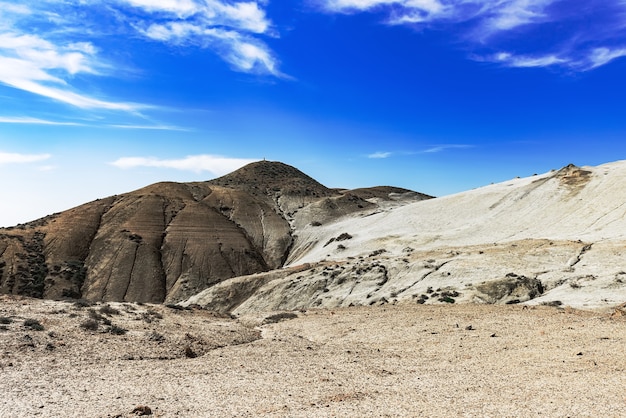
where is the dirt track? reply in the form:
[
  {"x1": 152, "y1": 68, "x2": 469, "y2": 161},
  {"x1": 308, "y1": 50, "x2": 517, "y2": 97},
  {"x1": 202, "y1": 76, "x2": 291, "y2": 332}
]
[{"x1": 1, "y1": 296, "x2": 625, "y2": 417}]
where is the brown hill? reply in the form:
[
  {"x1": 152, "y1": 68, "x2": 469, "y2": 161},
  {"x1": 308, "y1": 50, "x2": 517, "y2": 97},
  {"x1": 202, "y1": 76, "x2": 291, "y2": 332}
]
[{"x1": 0, "y1": 161, "x2": 427, "y2": 303}]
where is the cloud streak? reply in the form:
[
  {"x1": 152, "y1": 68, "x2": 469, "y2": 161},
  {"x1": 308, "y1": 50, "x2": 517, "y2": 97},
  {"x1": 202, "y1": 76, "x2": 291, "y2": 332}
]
[
  {"x1": 421, "y1": 144, "x2": 473, "y2": 153},
  {"x1": 0, "y1": 116, "x2": 82, "y2": 126},
  {"x1": 110, "y1": 154, "x2": 259, "y2": 175},
  {"x1": 0, "y1": 0, "x2": 281, "y2": 114},
  {"x1": 319, "y1": 0, "x2": 626, "y2": 71},
  {"x1": 368, "y1": 151, "x2": 392, "y2": 159},
  {"x1": 107, "y1": 124, "x2": 189, "y2": 131},
  {"x1": 367, "y1": 145, "x2": 472, "y2": 158},
  {"x1": 123, "y1": 0, "x2": 282, "y2": 76},
  {"x1": 0, "y1": 22, "x2": 146, "y2": 111},
  {"x1": 0, "y1": 152, "x2": 51, "y2": 165},
  {"x1": 139, "y1": 23, "x2": 282, "y2": 76}
]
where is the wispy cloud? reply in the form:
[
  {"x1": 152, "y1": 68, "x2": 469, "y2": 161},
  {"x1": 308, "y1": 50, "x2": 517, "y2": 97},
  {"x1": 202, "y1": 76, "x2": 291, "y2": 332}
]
[
  {"x1": 121, "y1": 0, "x2": 271, "y2": 34},
  {"x1": 0, "y1": 116, "x2": 82, "y2": 126},
  {"x1": 490, "y1": 52, "x2": 565, "y2": 68},
  {"x1": 367, "y1": 146, "x2": 471, "y2": 158},
  {"x1": 110, "y1": 154, "x2": 258, "y2": 175},
  {"x1": 322, "y1": 0, "x2": 553, "y2": 31},
  {"x1": 586, "y1": 47, "x2": 626, "y2": 70},
  {"x1": 124, "y1": 0, "x2": 282, "y2": 76},
  {"x1": 0, "y1": 0, "x2": 281, "y2": 114},
  {"x1": 0, "y1": 151, "x2": 51, "y2": 165},
  {"x1": 421, "y1": 144, "x2": 473, "y2": 153},
  {"x1": 107, "y1": 124, "x2": 189, "y2": 131},
  {"x1": 0, "y1": 27, "x2": 145, "y2": 111},
  {"x1": 139, "y1": 24, "x2": 283, "y2": 76},
  {"x1": 319, "y1": 0, "x2": 626, "y2": 71},
  {"x1": 368, "y1": 151, "x2": 392, "y2": 159}
]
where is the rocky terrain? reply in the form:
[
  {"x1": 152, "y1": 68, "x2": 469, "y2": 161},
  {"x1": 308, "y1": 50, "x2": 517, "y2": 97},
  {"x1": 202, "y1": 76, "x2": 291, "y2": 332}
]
[
  {"x1": 2, "y1": 159, "x2": 626, "y2": 313},
  {"x1": 187, "y1": 162, "x2": 626, "y2": 313},
  {"x1": 1, "y1": 295, "x2": 625, "y2": 417},
  {"x1": 2, "y1": 159, "x2": 626, "y2": 417},
  {"x1": 0, "y1": 161, "x2": 427, "y2": 304}
]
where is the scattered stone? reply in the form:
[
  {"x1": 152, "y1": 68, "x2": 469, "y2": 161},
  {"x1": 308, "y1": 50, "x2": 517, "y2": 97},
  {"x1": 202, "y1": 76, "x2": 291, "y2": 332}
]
[
  {"x1": 131, "y1": 405, "x2": 152, "y2": 416},
  {"x1": 184, "y1": 346, "x2": 197, "y2": 358}
]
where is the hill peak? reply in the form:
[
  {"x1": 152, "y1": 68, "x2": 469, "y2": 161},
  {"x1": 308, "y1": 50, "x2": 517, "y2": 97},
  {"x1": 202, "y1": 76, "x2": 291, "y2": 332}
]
[{"x1": 209, "y1": 160, "x2": 336, "y2": 198}]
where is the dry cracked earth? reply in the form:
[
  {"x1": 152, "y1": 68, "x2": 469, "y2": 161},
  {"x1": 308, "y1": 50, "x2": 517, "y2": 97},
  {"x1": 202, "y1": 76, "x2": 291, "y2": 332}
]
[{"x1": 1, "y1": 294, "x2": 626, "y2": 417}]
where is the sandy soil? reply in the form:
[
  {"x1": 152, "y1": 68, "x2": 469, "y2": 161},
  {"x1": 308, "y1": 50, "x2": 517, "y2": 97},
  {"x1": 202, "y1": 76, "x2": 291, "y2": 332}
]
[{"x1": 1, "y1": 295, "x2": 625, "y2": 417}]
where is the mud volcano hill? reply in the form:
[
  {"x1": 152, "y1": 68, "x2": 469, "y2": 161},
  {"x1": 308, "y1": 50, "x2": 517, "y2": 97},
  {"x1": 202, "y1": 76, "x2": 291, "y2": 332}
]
[{"x1": 0, "y1": 161, "x2": 427, "y2": 303}]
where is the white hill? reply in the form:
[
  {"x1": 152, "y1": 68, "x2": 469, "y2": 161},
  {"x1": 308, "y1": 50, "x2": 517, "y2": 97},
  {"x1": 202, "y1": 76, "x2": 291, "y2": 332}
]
[{"x1": 185, "y1": 161, "x2": 626, "y2": 313}]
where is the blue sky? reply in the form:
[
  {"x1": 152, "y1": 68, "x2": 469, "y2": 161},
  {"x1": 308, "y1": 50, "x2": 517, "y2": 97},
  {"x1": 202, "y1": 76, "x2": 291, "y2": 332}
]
[{"x1": 2, "y1": 0, "x2": 626, "y2": 226}]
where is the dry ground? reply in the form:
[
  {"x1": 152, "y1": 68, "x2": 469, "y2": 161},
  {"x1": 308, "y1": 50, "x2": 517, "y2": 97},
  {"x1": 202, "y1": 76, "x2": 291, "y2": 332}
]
[{"x1": 1, "y1": 295, "x2": 625, "y2": 417}]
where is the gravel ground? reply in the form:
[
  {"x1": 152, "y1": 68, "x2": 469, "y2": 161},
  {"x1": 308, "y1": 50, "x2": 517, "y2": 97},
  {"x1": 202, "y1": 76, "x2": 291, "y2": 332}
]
[{"x1": 1, "y1": 295, "x2": 625, "y2": 417}]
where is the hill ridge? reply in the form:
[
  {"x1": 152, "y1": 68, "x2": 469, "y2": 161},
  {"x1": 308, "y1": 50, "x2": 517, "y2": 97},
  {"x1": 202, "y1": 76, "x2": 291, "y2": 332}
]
[{"x1": 0, "y1": 160, "x2": 427, "y2": 303}]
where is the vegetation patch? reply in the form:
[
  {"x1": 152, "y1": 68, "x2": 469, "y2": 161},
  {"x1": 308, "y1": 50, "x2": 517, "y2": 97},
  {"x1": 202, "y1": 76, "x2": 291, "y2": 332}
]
[
  {"x1": 23, "y1": 318, "x2": 44, "y2": 331},
  {"x1": 476, "y1": 274, "x2": 544, "y2": 304},
  {"x1": 80, "y1": 319, "x2": 99, "y2": 331},
  {"x1": 263, "y1": 312, "x2": 298, "y2": 324},
  {"x1": 99, "y1": 304, "x2": 120, "y2": 316},
  {"x1": 73, "y1": 299, "x2": 93, "y2": 309},
  {"x1": 108, "y1": 324, "x2": 128, "y2": 335}
]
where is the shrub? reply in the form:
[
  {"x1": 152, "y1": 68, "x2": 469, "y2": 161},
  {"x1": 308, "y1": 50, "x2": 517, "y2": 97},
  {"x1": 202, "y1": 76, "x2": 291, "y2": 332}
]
[
  {"x1": 73, "y1": 299, "x2": 93, "y2": 309},
  {"x1": 0, "y1": 317, "x2": 12, "y2": 325},
  {"x1": 108, "y1": 324, "x2": 127, "y2": 335},
  {"x1": 146, "y1": 310, "x2": 163, "y2": 320},
  {"x1": 80, "y1": 319, "x2": 99, "y2": 331},
  {"x1": 148, "y1": 331, "x2": 165, "y2": 342},
  {"x1": 99, "y1": 304, "x2": 120, "y2": 316},
  {"x1": 88, "y1": 309, "x2": 111, "y2": 325},
  {"x1": 263, "y1": 312, "x2": 298, "y2": 324},
  {"x1": 23, "y1": 318, "x2": 44, "y2": 331}
]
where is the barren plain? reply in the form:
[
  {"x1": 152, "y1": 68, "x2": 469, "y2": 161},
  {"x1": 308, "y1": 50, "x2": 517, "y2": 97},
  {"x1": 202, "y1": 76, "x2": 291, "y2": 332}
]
[{"x1": 1, "y1": 295, "x2": 625, "y2": 417}]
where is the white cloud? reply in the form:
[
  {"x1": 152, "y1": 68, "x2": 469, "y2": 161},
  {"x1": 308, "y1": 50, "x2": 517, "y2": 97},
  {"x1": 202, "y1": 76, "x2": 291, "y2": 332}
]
[
  {"x1": 0, "y1": 152, "x2": 51, "y2": 165},
  {"x1": 368, "y1": 151, "x2": 392, "y2": 158},
  {"x1": 110, "y1": 154, "x2": 259, "y2": 175},
  {"x1": 141, "y1": 23, "x2": 282, "y2": 76},
  {"x1": 322, "y1": 0, "x2": 551, "y2": 30},
  {"x1": 488, "y1": 47, "x2": 626, "y2": 70},
  {"x1": 0, "y1": 30, "x2": 146, "y2": 111},
  {"x1": 0, "y1": 0, "x2": 280, "y2": 114},
  {"x1": 422, "y1": 144, "x2": 472, "y2": 153},
  {"x1": 483, "y1": 0, "x2": 553, "y2": 32},
  {"x1": 491, "y1": 51, "x2": 565, "y2": 68},
  {"x1": 0, "y1": 116, "x2": 81, "y2": 125},
  {"x1": 586, "y1": 47, "x2": 626, "y2": 70},
  {"x1": 138, "y1": 5, "x2": 280, "y2": 76},
  {"x1": 108, "y1": 124, "x2": 189, "y2": 131},
  {"x1": 319, "y1": 0, "x2": 626, "y2": 71},
  {"x1": 0, "y1": 2, "x2": 30, "y2": 16},
  {"x1": 118, "y1": 0, "x2": 199, "y2": 18},
  {"x1": 119, "y1": 0, "x2": 270, "y2": 33}
]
